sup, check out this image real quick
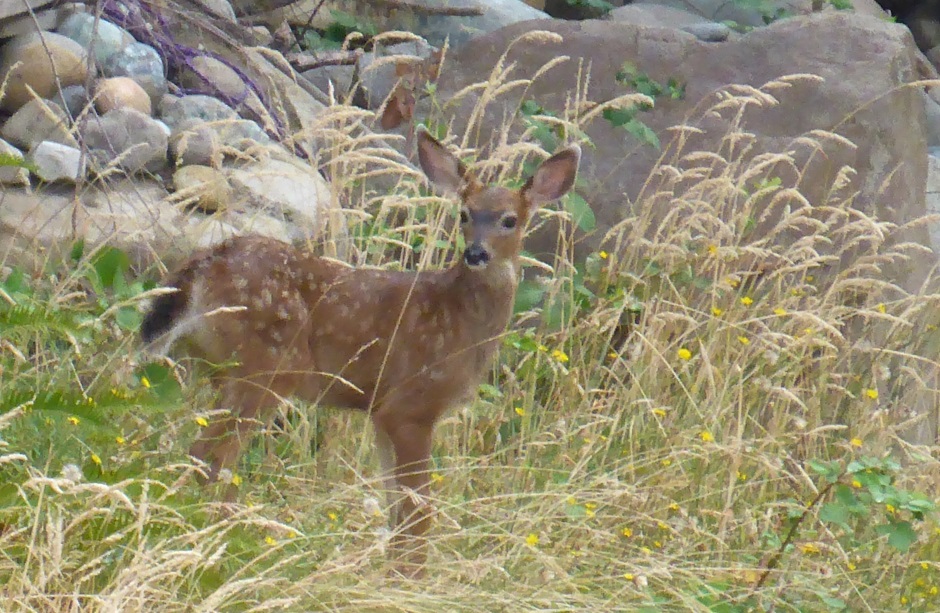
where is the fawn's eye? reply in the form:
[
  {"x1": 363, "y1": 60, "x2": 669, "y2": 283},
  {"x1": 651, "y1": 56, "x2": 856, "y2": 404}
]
[
  {"x1": 501, "y1": 215, "x2": 517, "y2": 229},
  {"x1": 459, "y1": 209, "x2": 470, "y2": 224}
]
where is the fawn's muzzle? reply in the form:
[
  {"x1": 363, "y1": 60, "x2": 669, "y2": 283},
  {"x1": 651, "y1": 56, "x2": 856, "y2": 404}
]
[{"x1": 464, "y1": 244, "x2": 490, "y2": 268}]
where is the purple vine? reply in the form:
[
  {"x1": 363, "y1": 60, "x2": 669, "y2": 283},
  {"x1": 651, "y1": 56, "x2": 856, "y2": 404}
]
[{"x1": 99, "y1": 0, "x2": 302, "y2": 157}]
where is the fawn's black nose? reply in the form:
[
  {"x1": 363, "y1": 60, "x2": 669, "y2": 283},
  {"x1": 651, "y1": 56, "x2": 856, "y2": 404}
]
[{"x1": 464, "y1": 244, "x2": 490, "y2": 268}]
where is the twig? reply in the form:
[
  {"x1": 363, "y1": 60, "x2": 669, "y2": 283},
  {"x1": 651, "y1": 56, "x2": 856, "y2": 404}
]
[
  {"x1": 752, "y1": 481, "x2": 835, "y2": 591},
  {"x1": 369, "y1": 0, "x2": 484, "y2": 16},
  {"x1": 286, "y1": 49, "x2": 361, "y2": 72}
]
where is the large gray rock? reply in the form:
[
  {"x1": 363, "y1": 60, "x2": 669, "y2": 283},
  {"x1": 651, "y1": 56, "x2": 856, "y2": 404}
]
[
  {"x1": 103, "y1": 42, "x2": 168, "y2": 101},
  {"x1": 30, "y1": 140, "x2": 85, "y2": 183},
  {"x1": 434, "y1": 13, "x2": 930, "y2": 277},
  {"x1": 56, "y1": 12, "x2": 133, "y2": 65},
  {"x1": 226, "y1": 157, "x2": 332, "y2": 234},
  {"x1": 160, "y1": 94, "x2": 238, "y2": 131},
  {"x1": 79, "y1": 108, "x2": 169, "y2": 173},
  {"x1": 1, "y1": 98, "x2": 76, "y2": 149}
]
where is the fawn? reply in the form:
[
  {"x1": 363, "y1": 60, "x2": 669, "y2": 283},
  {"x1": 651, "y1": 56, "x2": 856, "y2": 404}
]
[{"x1": 139, "y1": 129, "x2": 581, "y2": 575}]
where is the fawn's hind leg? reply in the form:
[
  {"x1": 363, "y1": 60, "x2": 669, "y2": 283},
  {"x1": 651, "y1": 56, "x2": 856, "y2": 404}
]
[
  {"x1": 372, "y1": 411, "x2": 434, "y2": 577},
  {"x1": 189, "y1": 377, "x2": 283, "y2": 492}
]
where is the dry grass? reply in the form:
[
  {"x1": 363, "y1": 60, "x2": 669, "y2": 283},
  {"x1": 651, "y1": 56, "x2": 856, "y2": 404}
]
[{"x1": 2, "y1": 31, "x2": 940, "y2": 613}]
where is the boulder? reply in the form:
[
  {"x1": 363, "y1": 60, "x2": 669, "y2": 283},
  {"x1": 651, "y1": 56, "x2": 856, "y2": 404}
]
[
  {"x1": 1, "y1": 98, "x2": 76, "y2": 149},
  {"x1": 95, "y1": 76, "x2": 153, "y2": 115},
  {"x1": 0, "y1": 31, "x2": 93, "y2": 112},
  {"x1": 51, "y1": 84, "x2": 91, "y2": 119},
  {"x1": 160, "y1": 94, "x2": 237, "y2": 131},
  {"x1": 179, "y1": 55, "x2": 248, "y2": 101},
  {"x1": 103, "y1": 41, "x2": 167, "y2": 101},
  {"x1": 433, "y1": 13, "x2": 931, "y2": 285},
  {"x1": 30, "y1": 140, "x2": 85, "y2": 182},
  {"x1": 79, "y1": 108, "x2": 168, "y2": 173},
  {"x1": 56, "y1": 12, "x2": 133, "y2": 65},
  {"x1": 226, "y1": 156, "x2": 333, "y2": 234},
  {"x1": 173, "y1": 164, "x2": 234, "y2": 212}
]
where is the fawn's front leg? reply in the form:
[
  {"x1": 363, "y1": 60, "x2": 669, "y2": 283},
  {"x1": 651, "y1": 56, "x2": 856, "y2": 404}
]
[
  {"x1": 372, "y1": 412, "x2": 434, "y2": 578},
  {"x1": 189, "y1": 377, "x2": 281, "y2": 496}
]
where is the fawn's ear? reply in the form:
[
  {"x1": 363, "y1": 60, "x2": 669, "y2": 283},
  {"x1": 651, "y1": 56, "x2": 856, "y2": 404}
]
[
  {"x1": 521, "y1": 144, "x2": 581, "y2": 208},
  {"x1": 417, "y1": 128, "x2": 477, "y2": 195}
]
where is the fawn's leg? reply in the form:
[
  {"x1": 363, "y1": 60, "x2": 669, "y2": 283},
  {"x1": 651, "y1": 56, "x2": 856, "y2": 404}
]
[
  {"x1": 373, "y1": 424, "x2": 401, "y2": 525},
  {"x1": 372, "y1": 412, "x2": 434, "y2": 577},
  {"x1": 189, "y1": 377, "x2": 281, "y2": 493}
]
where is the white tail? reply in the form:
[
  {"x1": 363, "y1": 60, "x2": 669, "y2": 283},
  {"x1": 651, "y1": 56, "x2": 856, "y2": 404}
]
[{"x1": 140, "y1": 129, "x2": 581, "y2": 576}]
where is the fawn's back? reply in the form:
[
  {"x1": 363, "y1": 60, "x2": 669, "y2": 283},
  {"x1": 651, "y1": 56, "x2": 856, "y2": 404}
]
[{"x1": 144, "y1": 234, "x2": 516, "y2": 423}]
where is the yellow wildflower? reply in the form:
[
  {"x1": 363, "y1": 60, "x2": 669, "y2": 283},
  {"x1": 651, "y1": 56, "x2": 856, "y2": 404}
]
[
  {"x1": 67, "y1": 416, "x2": 79, "y2": 425},
  {"x1": 887, "y1": 504, "x2": 897, "y2": 514},
  {"x1": 265, "y1": 536, "x2": 277, "y2": 546},
  {"x1": 431, "y1": 472, "x2": 444, "y2": 483},
  {"x1": 551, "y1": 349, "x2": 569, "y2": 363},
  {"x1": 140, "y1": 376, "x2": 151, "y2": 388},
  {"x1": 877, "y1": 303, "x2": 887, "y2": 314},
  {"x1": 607, "y1": 351, "x2": 619, "y2": 359},
  {"x1": 669, "y1": 503, "x2": 680, "y2": 512},
  {"x1": 700, "y1": 431, "x2": 714, "y2": 443},
  {"x1": 195, "y1": 417, "x2": 209, "y2": 427},
  {"x1": 231, "y1": 474, "x2": 242, "y2": 487},
  {"x1": 621, "y1": 527, "x2": 633, "y2": 538},
  {"x1": 852, "y1": 480, "x2": 862, "y2": 489},
  {"x1": 865, "y1": 388, "x2": 879, "y2": 400},
  {"x1": 90, "y1": 454, "x2": 101, "y2": 466},
  {"x1": 740, "y1": 296, "x2": 753, "y2": 306},
  {"x1": 624, "y1": 572, "x2": 635, "y2": 580},
  {"x1": 652, "y1": 408, "x2": 667, "y2": 417},
  {"x1": 806, "y1": 275, "x2": 815, "y2": 282},
  {"x1": 707, "y1": 244, "x2": 718, "y2": 255},
  {"x1": 514, "y1": 407, "x2": 526, "y2": 417},
  {"x1": 850, "y1": 437, "x2": 863, "y2": 448},
  {"x1": 923, "y1": 562, "x2": 930, "y2": 570},
  {"x1": 737, "y1": 471, "x2": 747, "y2": 482},
  {"x1": 599, "y1": 250, "x2": 609, "y2": 260},
  {"x1": 711, "y1": 306, "x2": 723, "y2": 317},
  {"x1": 661, "y1": 459, "x2": 672, "y2": 467},
  {"x1": 773, "y1": 307, "x2": 787, "y2": 316},
  {"x1": 847, "y1": 562, "x2": 856, "y2": 571},
  {"x1": 800, "y1": 543, "x2": 820, "y2": 554},
  {"x1": 737, "y1": 335, "x2": 750, "y2": 345},
  {"x1": 525, "y1": 533, "x2": 540, "y2": 546},
  {"x1": 677, "y1": 348, "x2": 692, "y2": 361},
  {"x1": 328, "y1": 512, "x2": 339, "y2": 522},
  {"x1": 115, "y1": 436, "x2": 126, "y2": 445}
]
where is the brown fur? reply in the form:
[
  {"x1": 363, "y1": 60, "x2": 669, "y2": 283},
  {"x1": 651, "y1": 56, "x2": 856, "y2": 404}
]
[{"x1": 141, "y1": 129, "x2": 580, "y2": 576}]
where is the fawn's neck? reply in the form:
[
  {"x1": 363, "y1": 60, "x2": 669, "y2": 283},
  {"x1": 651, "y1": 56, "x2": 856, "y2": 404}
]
[{"x1": 445, "y1": 257, "x2": 520, "y2": 326}]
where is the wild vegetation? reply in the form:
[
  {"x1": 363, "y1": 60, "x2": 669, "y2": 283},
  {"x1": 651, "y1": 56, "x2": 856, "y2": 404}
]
[{"x1": 2, "y1": 26, "x2": 940, "y2": 613}]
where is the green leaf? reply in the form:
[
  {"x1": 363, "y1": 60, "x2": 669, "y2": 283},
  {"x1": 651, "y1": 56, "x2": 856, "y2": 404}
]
[
  {"x1": 562, "y1": 192, "x2": 596, "y2": 232},
  {"x1": 91, "y1": 247, "x2": 131, "y2": 291},
  {"x1": 624, "y1": 118, "x2": 660, "y2": 149},
  {"x1": 820, "y1": 502, "x2": 849, "y2": 527},
  {"x1": 877, "y1": 520, "x2": 917, "y2": 552},
  {"x1": 514, "y1": 279, "x2": 546, "y2": 314},
  {"x1": 115, "y1": 306, "x2": 141, "y2": 331}
]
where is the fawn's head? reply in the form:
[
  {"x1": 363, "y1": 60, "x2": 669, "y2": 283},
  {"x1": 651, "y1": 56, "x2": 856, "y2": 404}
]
[{"x1": 417, "y1": 129, "x2": 581, "y2": 272}]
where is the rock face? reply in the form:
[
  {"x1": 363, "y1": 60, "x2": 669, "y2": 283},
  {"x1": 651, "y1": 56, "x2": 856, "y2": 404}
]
[
  {"x1": 30, "y1": 141, "x2": 85, "y2": 183},
  {"x1": 0, "y1": 31, "x2": 93, "y2": 111},
  {"x1": 434, "y1": 13, "x2": 930, "y2": 287}
]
